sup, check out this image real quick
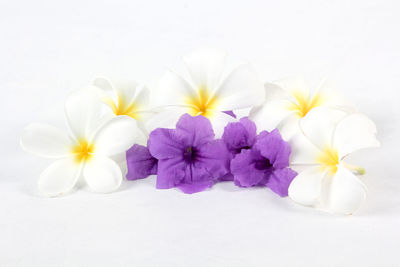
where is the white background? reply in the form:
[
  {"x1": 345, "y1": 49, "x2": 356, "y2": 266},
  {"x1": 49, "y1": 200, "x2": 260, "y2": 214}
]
[{"x1": 1, "y1": 0, "x2": 399, "y2": 266}]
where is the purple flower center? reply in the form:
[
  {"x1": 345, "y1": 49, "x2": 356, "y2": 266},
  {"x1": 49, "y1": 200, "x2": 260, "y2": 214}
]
[
  {"x1": 183, "y1": 146, "x2": 197, "y2": 163},
  {"x1": 254, "y1": 158, "x2": 272, "y2": 170}
]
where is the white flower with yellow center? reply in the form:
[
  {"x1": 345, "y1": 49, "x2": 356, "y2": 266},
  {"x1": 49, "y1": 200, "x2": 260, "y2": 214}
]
[
  {"x1": 249, "y1": 78, "x2": 352, "y2": 140},
  {"x1": 288, "y1": 107, "x2": 380, "y2": 214},
  {"x1": 20, "y1": 89, "x2": 139, "y2": 196},
  {"x1": 148, "y1": 48, "x2": 265, "y2": 136}
]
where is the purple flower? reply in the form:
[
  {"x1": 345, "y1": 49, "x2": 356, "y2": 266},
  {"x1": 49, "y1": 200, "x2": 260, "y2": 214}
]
[
  {"x1": 230, "y1": 129, "x2": 297, "y2": 197},
  {"x1": 148, "y1": 114, "x2": 230, "y2": 194},
  {"x1": 222, "y1": 117, "x2": 257, "y2": 154},
  {"x1": 126, "y1": 144, "x2": 158, "y2": 180}
]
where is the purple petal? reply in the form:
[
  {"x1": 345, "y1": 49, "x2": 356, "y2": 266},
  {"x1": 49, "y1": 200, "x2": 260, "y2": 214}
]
[
  {"x1": 126, "y1": 145, "x2": 157, "y2": 180},
  {"x1": 175, "y1": 114, "x2": 215, "y2": 147},
  {"x1": 156, "y1": 158, "x2": 186, "y2": 189},
  {"x1": 148, "y1": 128, "x2": 185, "y2": 159},
  {"x1": 222, "y1": 117, "x2": 257, "y2": 154},
  {"x1": 230, "y1": 149, "x2": 265, "y2": 187},
  {"x1": 265, "y1": 168, "x2": 297, "y2": 197},
  {"x1": 255, "y1": 129, "x2": 291, "y2": 169},
  {"x1": 222, "y1": 110, "x2": 237, "y2": 118},
  {"x1": 178, "y1": 180, "x2": 214, "y2": 194},
  {"x1": 197, "y1": 139, "x2": 231, "y2": 179}
]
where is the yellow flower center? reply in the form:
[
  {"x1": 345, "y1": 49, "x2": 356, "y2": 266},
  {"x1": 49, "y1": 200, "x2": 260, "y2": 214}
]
[
  {"x1": 71, "y1": 139, "x2": 95, "y2": 163},
  {"x1": 288, "y1": 90, "x2": 325, "y2": 118},
  {"x1": 316, "y1": 146, "x2": 339, "y2": 174},
  {"x1": 186, "y1": 86, "x2": 218, "y2": 118},
  {"x1": 104, "y1": 94, "x2": 140, "y2": 120}
]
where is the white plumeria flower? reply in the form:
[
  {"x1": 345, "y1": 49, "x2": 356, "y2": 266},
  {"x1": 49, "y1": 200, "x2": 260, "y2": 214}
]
[
  {"x1": 93, "y1": 77, "x2": 153, "y2": 140},
  {"x1": 250, "y1": 78, "x2": 353, "y2": 140},
  {"x1": 20, "y1": 88, "x2": 139, "y2": 196},
  {"x1": 148, "y1": 48, "x2": 265, "y2": 136},
  {"x1": 288, "y1": 107, "x2": 380, "y2": 214}
]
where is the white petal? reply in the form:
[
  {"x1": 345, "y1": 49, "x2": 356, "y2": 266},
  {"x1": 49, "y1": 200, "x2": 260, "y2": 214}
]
[
  {"x1": 289, "y1": 131, "x2": 322, "y2": 165},
  {"x1": 333, "y1": 113, "x2": 380, "y2": 159},
  {"x1": 299, "y1": 107, "x2": 347, "y2": 150},
  {"x1": 20, "y1": 123, "x2": 73, "y2": 158},
  {"x1": 65, "y1": 87, "x2": 105, "y2": 140},
  {"x1": 38, "y1": 158, "x2": 82, "y2": 197},
  {"x1": 144, "y1": 106, "x2": 189, "y2": 132},
  {"x1": 327, "y1": 165, "x2": 367, "y2": 214},
  {"x1": 93, "y1": 76, "x2": 138, "y2": 105},
  {"x1": 92, "y1": 116, "x2": 139, "y2": 156},
  {"x1": 216, "y1": 64, "x2": 265, "y2": 110},
  {"x1": 208, "y1": 111, "x2": 237, "y2": 138},
  {"x1": 288, "y1": 166, "x2": 327, "y2": 206},
  {"x1": 92, "y1": 76, "x2": 114, "y2": 94},
  {"x1": 263, "y1": 82, "x2": 292, "y2": 102},
  {"x1": 83, "y1": 156, "x2": 122, "y2": 193},
  {"x1": 314, "y1": 79, "x2": 356, "y2": 113},
  {"x1": 134, "y1": 84, "x2": 151, "y2": 109},
  {"x1": 274, "y1": 77, "x2": 310, "y2": 99},
  {"x1": 155, "y1": 70, "x2": 197, "y2": 107},
  {"x1": 250, "y1": 99, "x2": 294, "y2": 133},
  {"x1": 183, "y1": 48, "x2": 226, "y2": 90}
]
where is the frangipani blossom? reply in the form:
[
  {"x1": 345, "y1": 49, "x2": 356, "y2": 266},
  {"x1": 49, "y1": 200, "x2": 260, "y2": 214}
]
[
  {"x1": 93, "y1": 76, "x2": 153, "y2": 143},
  {"x1": 20, "y1": 89, "x2": 139, "y2": 196},
  {"x1": 250, "y1": 78, "x2": 352, "y2": 141},
  {"x1": 288, "y1": 107, "x2": 380, "y2": 214},
  {"x1": 148, "y1": 49, "x2": 265, "y2": 136}
]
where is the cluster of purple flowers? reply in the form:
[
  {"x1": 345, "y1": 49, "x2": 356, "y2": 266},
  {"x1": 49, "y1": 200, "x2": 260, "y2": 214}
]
[{"x1": 126, "y1": 114, "x2": 297, "y2": 196}]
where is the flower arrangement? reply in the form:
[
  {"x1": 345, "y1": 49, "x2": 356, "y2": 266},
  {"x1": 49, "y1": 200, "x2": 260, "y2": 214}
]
[{"x1": 20, "y1": 49, "x2": 379, "y2": 215}]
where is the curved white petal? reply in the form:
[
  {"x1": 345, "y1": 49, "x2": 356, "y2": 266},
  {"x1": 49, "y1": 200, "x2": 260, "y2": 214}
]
[
  {"x1": 183, "y1": 48, "x2": 226, "y2": 90},
  {"x1": 92, "y1": 116, "x2": 139, "y2": 156},
  {"x1": 299, "y1": 107, "x2": 347, "y2": 150},
  {"x1": 216, "y1": 64, "x2": 265, "y2": 110},
  {"x1": 250, "y1": 99, "x2": 294, "y2": 133},
  {"x1": 333, "y1": 113, "x2": 380, "y2": 159},
  {"x1": 327, "y1": 165, "x2": 367, "y2": 214},
  {"x1": 134, "y1": 84, "x2": 151, "y2": 109},
  {"x1": 21, "y1": 123, "x2": 73, "y2": 158},
  {"x1": 92, "y1": 76, "x2": 114, "y2": 94},
  {"x1": 314, "y1": 79, "x2": 356, "y2": 113},
  {"x1": 144, "y1": 106, "x2": 189, "y2": 133},
  {"x1": 263, "y1": 82, "x2": 292, "y2": 102},
  {"x1": 155, "y1": 70, "x2": 197, "y2": 107},
  {"x1": 288, "y1": 166, "x2": 327, "y2": 206},
  {"x1": 65, "y1": 87, "x2": 105, "y2": 140},
  {"x1": 289, "y1": 131, "x2": 322, "y2": 165},
  {"x1": 274, "y1": 77, "x2": 310, "y2": 100},
  {"x1": 208, "y1": 111, "x2": 237, "y2": 138},
  {"x1": 38, "y1": 158, "x2": 82, "y2": 197},
  {"x1": 93, "y1": 76, "x2": 138, "y2": 105},
  {"x1": 83, "y1": 156, "x2": 122, "y2": 193}
]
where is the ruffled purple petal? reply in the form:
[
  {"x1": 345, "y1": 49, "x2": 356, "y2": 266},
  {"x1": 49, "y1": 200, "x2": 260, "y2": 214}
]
[
  {"x1": 254, "y1": 129, "x2": 291, "y2": 169},
  {"x1": 264, "y1": 168, "x2": 297, "y2": 197},
  {"x1": 156, "y1": 158, "x2": 186, "y2": 189},
  {"x1": 148, "y1": 128, "x2": 185, "y2": 159},
  {"x1": 126, "y1": 145, "x2": 157, "y2": 180},
  {"x1": 178, "y1": 180, "x2": 214, "y2": 194},
  {"x1": 230, "y1": 149, "x2": 265, "y2": 187},
  {"x1": 175, "y1": 113, "x2": 215, "y2": 147},
  {"x1": 197, "y1": 139, "x2": 231, "y2": 179},
  {"x1": 222, "y1": 117, "x2": 257, "y2": 154}
]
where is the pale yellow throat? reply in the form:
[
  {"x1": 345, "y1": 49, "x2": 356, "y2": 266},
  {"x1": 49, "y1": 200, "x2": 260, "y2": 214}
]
[
  {"x1": 104, "y1": 94, "x2": 140, "y2": 120},
  {"x1": 288, "y1": 91, "x2": 325, "y2": 118},
  {"x1": 186, "y1": 86, "x2": 218, "y2": 118},
  {"x1": 316, "y1": 146, "x2": 339, "y2": 174},
  {"x1": 71, "y1": 139, "x2": 95, "y2": 163}
]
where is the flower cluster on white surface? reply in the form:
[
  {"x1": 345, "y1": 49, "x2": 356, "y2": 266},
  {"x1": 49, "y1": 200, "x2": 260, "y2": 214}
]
[{"x1": 20, "y1": 48, "x2": 380, "y2": 215}]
